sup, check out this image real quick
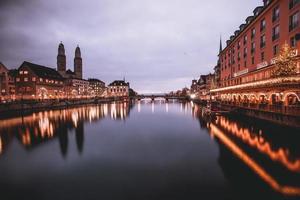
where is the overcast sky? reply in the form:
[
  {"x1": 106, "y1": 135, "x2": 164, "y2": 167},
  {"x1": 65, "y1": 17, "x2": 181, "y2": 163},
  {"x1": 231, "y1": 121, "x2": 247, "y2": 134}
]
[{"x1": 0, "y1": 0, "x2": 260, "y2": 93}]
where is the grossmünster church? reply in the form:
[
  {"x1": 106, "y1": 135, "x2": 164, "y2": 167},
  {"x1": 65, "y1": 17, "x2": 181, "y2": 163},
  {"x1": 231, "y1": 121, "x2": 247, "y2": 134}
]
[{"x1": 57, "y1": 42, "x2": 83, "y2": 79}]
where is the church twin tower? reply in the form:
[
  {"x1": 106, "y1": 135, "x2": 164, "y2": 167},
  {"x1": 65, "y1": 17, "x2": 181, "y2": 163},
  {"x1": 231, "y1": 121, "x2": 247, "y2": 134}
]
[{"x1": 57, "y1": 42, "x2": 83, "y2": 79}]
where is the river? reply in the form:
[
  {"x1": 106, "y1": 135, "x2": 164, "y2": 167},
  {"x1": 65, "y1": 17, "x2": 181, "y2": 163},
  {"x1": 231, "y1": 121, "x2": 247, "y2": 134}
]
[{"x1": 0, "y1": 100, "x2": 299, "y2": 200}]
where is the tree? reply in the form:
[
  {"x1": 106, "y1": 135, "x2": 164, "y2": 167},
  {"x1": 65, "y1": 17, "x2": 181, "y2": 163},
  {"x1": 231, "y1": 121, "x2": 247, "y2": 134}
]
[{"x1": 271, "y1": 43, "x2": 298, "y2": 77}]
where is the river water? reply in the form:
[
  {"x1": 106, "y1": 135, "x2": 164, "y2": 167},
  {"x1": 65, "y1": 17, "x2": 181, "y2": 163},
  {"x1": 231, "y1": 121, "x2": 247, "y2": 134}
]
[{"x1": 0, "y1": 100, "x2": 299, "y2": 200}]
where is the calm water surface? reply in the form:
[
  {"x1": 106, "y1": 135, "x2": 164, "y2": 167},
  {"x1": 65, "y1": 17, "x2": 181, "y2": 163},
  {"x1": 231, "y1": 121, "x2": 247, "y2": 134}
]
[{"x1": 0, "y1": 100, "x2": 299, "y2": 200}]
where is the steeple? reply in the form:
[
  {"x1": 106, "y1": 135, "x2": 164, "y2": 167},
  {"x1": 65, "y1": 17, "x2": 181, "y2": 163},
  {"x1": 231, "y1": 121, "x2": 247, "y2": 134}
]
[
  {"x1": 57, "y1": 42, "x2": 66, "y2": 73},
  {"x1": 74, "y1": 45, "x2": 83, "y2": 79},
  {"x1": 75, "y1": 45, "x2": 81, "y2": 58}
]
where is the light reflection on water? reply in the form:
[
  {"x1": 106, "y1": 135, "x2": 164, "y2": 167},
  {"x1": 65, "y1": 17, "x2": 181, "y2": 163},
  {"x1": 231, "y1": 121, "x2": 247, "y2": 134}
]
[{"x1": 0, "y1": 100, "x2": 299, "y2": 200}]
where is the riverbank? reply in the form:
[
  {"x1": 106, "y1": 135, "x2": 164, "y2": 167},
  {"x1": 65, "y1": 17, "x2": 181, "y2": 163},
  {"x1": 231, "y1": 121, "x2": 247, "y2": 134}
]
[
  {"x1": 211, "y1": 102, "x2": 300, "y2": 128},
  {"x1": 0, "y1": 98, "x2": 130, "y2": 118}
]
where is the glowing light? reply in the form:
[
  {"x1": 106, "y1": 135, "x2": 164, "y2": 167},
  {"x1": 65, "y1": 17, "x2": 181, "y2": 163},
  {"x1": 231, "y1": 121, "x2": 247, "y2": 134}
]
[
  {"x1": 0, "y1": 137, "x2": 2, "y2": 154},
  {"x1": 190, "y1": 94, "x2": 196, "y2": 99},
  {"x1": 211, "y1": 76, "x2": 300, "y2": 93},
  {"x1": 209, "y1": 123, "x2": 300, "y2": 196},
  {"x1": 217, "y1": 117, "x2": 300, "y2": 172}
]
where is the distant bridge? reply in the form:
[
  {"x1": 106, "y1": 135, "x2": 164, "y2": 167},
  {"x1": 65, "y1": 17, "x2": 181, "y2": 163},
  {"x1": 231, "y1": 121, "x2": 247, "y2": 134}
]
[{"x1": 134, "y1": 94, "x2": 189, "y2": 101}]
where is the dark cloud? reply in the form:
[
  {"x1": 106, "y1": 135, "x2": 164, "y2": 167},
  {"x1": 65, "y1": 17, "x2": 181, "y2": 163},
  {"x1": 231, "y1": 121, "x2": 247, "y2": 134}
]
[{"x1": 0, "y1": 0, "x2": 261, "y2": 92}]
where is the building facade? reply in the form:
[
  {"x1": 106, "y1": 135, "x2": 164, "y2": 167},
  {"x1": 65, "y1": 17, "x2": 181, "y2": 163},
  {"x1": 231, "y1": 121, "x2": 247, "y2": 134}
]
[
  {"x1": 15, "y1": 62, "x2": 64, "y2": 100},
  {"x1": 88, "y1": 78, "x2": 105, "y2": 97},
  {"x1": 211, "y1": 0, "x2": 300, "y2": 109},
  {"x1": 1, "y1": 63, "x2": 18, "y2": 101},
  {"x1": 65, "y1": 78, "x2": 89, "y2": 98},
  {"x1": 219, "y1": 0, "x2": 300, "y2": 88},
  {"x1": 107, "y1": 80, "x2": 130, "y2": 97}
]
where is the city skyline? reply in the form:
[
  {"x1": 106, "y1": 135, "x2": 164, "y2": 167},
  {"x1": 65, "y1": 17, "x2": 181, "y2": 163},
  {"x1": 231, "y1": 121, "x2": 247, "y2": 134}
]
[{"x1": 0, "y1": 0, "x2": 259, "y2": 93}]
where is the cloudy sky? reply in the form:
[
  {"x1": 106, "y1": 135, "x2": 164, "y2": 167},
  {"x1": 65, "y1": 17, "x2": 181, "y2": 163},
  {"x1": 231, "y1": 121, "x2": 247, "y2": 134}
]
[{"x1": 0, "y1": 0, "x2": 260, "y2": 93}]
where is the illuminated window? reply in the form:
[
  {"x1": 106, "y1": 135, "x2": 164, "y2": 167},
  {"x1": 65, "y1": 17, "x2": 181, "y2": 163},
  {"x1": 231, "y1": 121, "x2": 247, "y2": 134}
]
[
  {"x1": 24, "y1": 78, "x2": 28, "y2": 82},
  {"x1": 32, "y1": 77, "x2": 36, "y2": 81},
  {"x1": 19, "y1": 71, "x2": 24, "y2": 74},
  {"x1": 24, "y1": 71, "x2": 28, "y2": 74}
]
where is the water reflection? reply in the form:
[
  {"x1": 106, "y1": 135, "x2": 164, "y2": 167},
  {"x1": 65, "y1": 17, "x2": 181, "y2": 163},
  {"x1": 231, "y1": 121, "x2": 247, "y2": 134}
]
[
  {"x1": 0, "y1": 102, "x2": 133, "y2": 157},
  {"x1": 191, "y1": 103, "x2": 300, "y2": 198},
  {"x1": 0, "y1": 101, "x2": 299, "y2": 199}
]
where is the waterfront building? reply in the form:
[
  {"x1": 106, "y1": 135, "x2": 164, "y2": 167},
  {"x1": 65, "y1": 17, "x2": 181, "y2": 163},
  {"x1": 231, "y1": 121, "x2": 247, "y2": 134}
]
[
  {"x1": 65, "y1": 78, "x2": 89, "y2": 98},
  {"x1": 57, "y1": 42, "x2": 83, "y2": 79},
  {"x1": 190, "y1": 74, "x2": 215, "y2": 100},
  {"x1": 88, "y1": 78, "x2": 105, "y2": 97},
  {"x1": 107, "y1": 80, "x2": 130, "y2": 97},
  {"x1": 15, "y1": 61, "x2": 64, "y2": 100},
  {"x1": 211, "y1": 0, "x2": 300, "y2": 110},
  {"x1": 0, "y1": 63, "x2": 17, "y2": 101}
]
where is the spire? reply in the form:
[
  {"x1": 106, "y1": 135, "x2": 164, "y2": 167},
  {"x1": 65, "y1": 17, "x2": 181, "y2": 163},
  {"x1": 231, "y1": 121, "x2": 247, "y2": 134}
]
[
  {"x1": 57, "y1": 42, "x2": 66, "y2": 72},
  {"x1": 75, "y1": 45, "x2": 81, "y2": 58},
  {"x1": 58, "y1": 42, "x2": 65, "y2": 55},
  {"x1": 219, "y1": 36, "x2": 223, "y2": 54}
]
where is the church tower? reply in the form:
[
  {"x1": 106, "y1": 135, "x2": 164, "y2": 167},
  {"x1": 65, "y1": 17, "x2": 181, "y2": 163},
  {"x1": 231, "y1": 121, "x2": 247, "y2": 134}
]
[
  {"x1": 57, "y1": 42, "x2": 66, "y2": 74},
  {"x1": 74, "y1": 45, "x2": 83, "y2": 79}
]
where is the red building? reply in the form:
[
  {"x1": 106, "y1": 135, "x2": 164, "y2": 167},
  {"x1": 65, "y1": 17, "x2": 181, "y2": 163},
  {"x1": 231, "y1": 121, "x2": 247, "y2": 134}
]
[
  {"x1": 211, "y1": 0, "x2": 300, "y2": 110},
  {"x1": 15, "y1": 62, "x2": 65, "y2": 100},
  {"x1": 219, "y1": 0, "x2": 300, "y2": 87}
]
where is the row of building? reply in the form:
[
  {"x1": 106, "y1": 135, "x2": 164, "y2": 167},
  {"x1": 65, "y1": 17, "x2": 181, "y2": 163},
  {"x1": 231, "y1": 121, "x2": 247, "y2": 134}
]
[
  {"x1": 191, "y1": 0, "x2": 300, "y2": 107},
  {"x1": 0, "y1": 43, "x2": 136, "y2": 102}
]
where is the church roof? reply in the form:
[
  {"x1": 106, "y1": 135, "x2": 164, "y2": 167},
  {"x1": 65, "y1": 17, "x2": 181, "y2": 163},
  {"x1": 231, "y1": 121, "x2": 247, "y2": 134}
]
[
  {"x1": 66, "y1": 69, "x2": 75, "y2": 75},
  {"x1": 20, "y1": 61, "x2": 64, "y2": 80}
]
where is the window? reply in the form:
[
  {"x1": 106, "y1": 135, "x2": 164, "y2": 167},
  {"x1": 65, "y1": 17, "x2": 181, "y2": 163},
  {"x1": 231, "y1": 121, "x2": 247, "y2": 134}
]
[
  {"x1": 272, "y1": 6, "x2": 280, "y2": 22},
  {"x1": 251, "y1": 28, "x2": 256, "y2": 39},
  {"x1": 238, "y1": 41, "x2": 241, "y2": 49},
  {"x1": 252, "y1": 57, "x2": 255, "y2": 65},
  {"x1": 260, "y1": 35, "x2": 266, "y2": 48},
  {"x1": 16, "y1": 78, "x2": 20, "y2": 82},
  {"x1": 32, "y1": 77, "x2": 36, "y2": 81},
  {"x1": 273, "y1": 44, "x2": 279, "y2": 55},
  {"x1": 24, "y1": 71, "x2": 28, "y2": 74},
  {"x1": 19, "y1": 71, "x2": 23, "y2": 75},
  {"x1": 289, "y1": 0, "x2": 300, "y2": 9},
  {"x1": 244, "y1": 48, "x2": 247, "y2": 58},
  {"x1": 261, "y1": 52, "x2": 265, "y2": 61},
  {"x1": 290, "y1": 36, "x2": 297, "y2": 47},
  {"x1": 260, "y1": 19, "x2": 266, "y2": 31},
  {"x1": 40, "y1": 78, "x2": 43, "y2": 82},
  {"x1": 244, "y1": 35, "x2": 248, "y2": 45},
  {"x1": 290, "y1": 12, "x2": 299, "y2": 31},
  {"x1": 251, "y1": 42, "x2": 256, "y2": 54},
  {"x1": 272, "y1": 25, "x2": 280, "y2": 41},
  {"x1": 24, "y1": 78, "x2": 28, "y2": 82},
  {"x1": 238, "y1": 52, "x2": 241, "y2": 61}
]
